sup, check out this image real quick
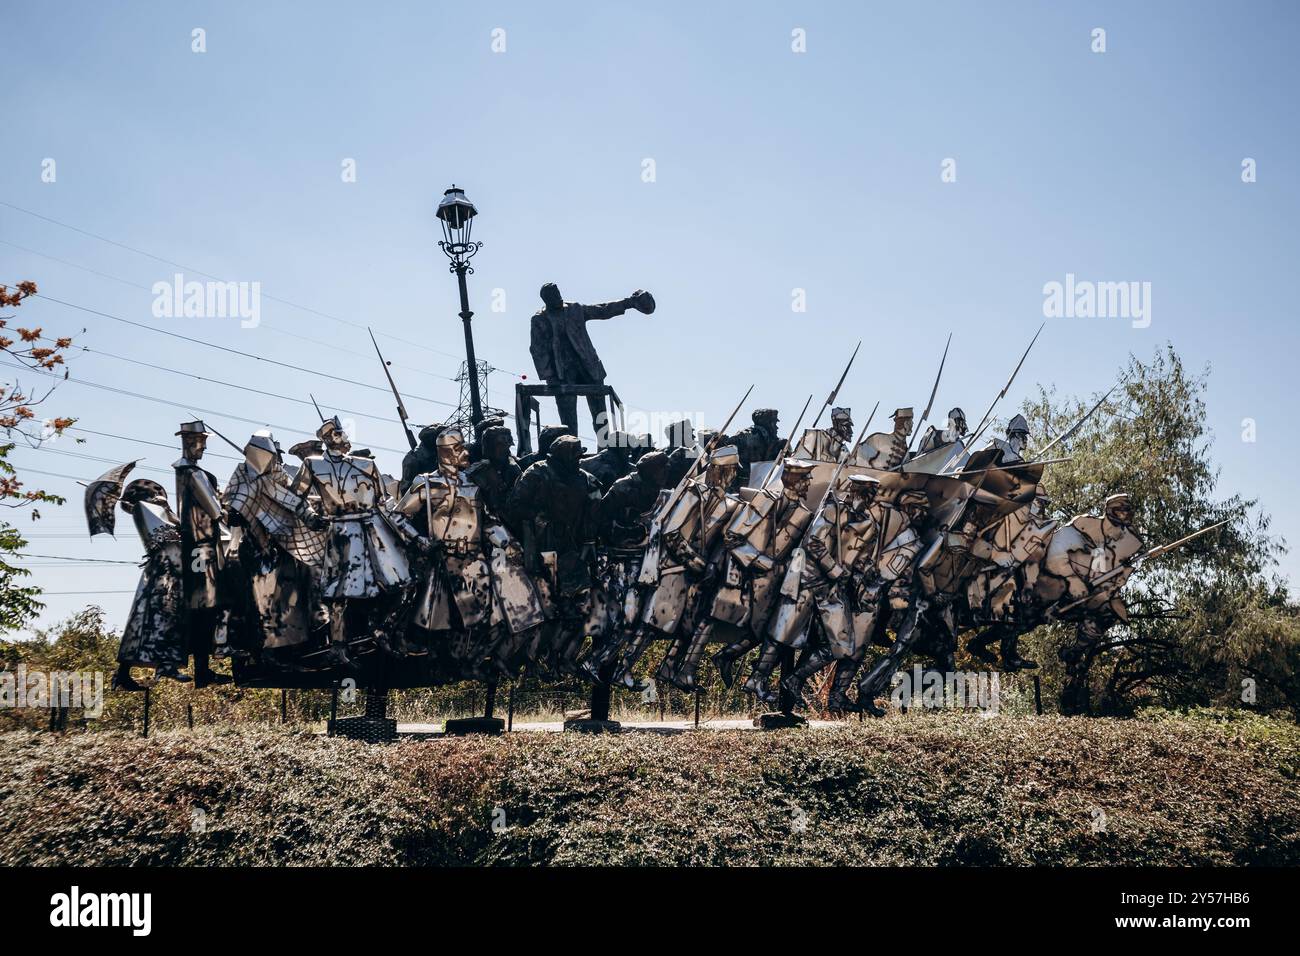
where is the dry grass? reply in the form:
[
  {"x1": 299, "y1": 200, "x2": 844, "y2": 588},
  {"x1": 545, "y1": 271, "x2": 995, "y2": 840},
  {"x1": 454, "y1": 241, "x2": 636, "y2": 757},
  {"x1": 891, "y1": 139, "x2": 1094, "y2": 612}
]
[{"x1": 1, "y1": 712, "x2": 1296, "y2": 866}]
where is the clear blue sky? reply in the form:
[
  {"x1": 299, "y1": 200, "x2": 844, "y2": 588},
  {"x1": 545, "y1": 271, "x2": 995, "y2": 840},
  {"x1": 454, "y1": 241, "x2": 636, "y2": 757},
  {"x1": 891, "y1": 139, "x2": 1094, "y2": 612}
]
[{"x1": 2, "y1": 0, "x2": 1297, "y2": 638}]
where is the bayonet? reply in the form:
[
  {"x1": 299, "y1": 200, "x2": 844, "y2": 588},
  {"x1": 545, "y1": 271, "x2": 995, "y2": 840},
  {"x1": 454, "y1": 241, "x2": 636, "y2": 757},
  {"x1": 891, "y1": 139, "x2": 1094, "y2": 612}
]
[
  {"x1": 810, "y1": 341, "x2": 861, "y2": 430},
  {"x1": 1032, "y1": 383, "x2": 1118, "y2": 460},
  {"x1": 1052, "y1": 518, "x2": 1231, "y2": 616},
  {"x1": 967, "y1": 323, "x2": 1045, "y2": 446},
  {"x1": 638, "y1": 383, "x2": 754, "y2": 585},
  {"x1": 369, "y1": 327, "x2": 417, "y2": 450},
  {"x1": 309, "y1": 394, "x2": 326, "y2": 424},
  {"x1": 188, "y1": 411, "x2": 244, "y2": 455},
  {"x1": 904, "y1": 332, "x2": 952, "y2": 457}
]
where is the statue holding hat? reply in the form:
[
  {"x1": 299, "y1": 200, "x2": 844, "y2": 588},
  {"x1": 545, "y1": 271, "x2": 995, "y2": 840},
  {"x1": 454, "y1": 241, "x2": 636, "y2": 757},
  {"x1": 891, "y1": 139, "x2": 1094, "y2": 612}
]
[{"x1": 528, "y1": 282, "x2": 656, "y2": 436}]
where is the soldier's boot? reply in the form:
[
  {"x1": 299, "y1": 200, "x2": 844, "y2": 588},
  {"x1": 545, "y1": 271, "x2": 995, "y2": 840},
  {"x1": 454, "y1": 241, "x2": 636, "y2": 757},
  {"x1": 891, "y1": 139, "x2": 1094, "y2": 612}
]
[
  {"x1": 155, "y1": 665, "x2": 192, "y2": 684},
  {"x1": 579, "y1": 634, "x2": 621, "y2": 683},
  {"x1": 712, "y1": 634, "x2": 760, "y2": 689},
  {"x1": 965, "y1": 627, "x2": 1001, "y2": 665},
  {"x1": 825, "y1": 660, "x2": 861, "y2": 714},
  {"x1": 742, "y1": 642, "x2": 784, "y2": 699},
  {"x1": 614, "y1": 626, "x2": 656, "y2": 691},
  {"x1": 111, "y1": 664, "x2": 145, "y2": 692},
  {"x1": 192, "y1": 652, "x2": 232, "y2": 689},
  {"x1": 780, "y1": 646, "x2": 834, "y2": 708},
  {"x1": 321, "y1": 608, "x2": 359, "y2": 674},
  {"x1": 668, "y1": 622, "x2": 714, "y2": 692},
  {"x1": 654, "y1": 635, "x2": 686, "y2": 685},
  {"x1": 555, "y1": 628, "x2": 588, "y2": 677},
  {"x1": 1000, "y1": 631, "x2": 1038, "y2": 671}
]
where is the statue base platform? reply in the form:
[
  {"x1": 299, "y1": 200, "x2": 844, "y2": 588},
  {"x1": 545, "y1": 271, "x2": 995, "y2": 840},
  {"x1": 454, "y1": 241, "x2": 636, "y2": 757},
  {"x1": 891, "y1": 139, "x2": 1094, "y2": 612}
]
[
  {"x1": 444, "y1": 716, "x2": 505, "y2": 736},
  {"x1": 330, "y1": 716, "x2": 397, "y2": 743},
  {"x1": 753, "y1": 711, "x2": 808, "y2": 730},
  {"x1": 563, "y1": 719, "x2": 621, "y2": 734}
]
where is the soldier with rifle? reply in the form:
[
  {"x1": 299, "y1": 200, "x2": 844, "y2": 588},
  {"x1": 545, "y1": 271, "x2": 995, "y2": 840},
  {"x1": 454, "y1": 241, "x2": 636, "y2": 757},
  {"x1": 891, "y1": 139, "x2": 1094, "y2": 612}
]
[{"x1": 707, "y1": 458, "x2": 819, "y2": 701}]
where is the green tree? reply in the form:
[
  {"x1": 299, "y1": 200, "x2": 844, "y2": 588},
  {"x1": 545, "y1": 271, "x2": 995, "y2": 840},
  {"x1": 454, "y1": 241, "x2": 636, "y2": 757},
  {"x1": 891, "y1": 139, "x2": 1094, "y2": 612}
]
[{"x1": 1017, "y1": 344, "x2": 1294, "y2": 715}]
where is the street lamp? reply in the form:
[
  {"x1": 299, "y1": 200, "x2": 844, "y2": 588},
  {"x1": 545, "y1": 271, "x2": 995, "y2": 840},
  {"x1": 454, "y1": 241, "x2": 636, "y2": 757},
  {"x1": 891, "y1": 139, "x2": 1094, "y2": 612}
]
[{"x1": 437, "y1": 185, "x2": 484, "y2": 428}]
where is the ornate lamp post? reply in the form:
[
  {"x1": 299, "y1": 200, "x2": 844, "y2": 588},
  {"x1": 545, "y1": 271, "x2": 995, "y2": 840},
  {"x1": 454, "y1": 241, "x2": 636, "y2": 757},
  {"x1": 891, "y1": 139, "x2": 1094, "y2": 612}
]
[{"x1": 437, "y1": 185, "x2": 484, "y2": 428}]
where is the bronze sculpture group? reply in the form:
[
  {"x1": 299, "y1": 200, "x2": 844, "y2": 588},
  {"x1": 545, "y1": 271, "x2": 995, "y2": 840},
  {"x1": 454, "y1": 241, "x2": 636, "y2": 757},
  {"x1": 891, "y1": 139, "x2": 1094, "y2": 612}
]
[{"x1": 87, "y1": 283, "x2": 1223, "y2": 717}]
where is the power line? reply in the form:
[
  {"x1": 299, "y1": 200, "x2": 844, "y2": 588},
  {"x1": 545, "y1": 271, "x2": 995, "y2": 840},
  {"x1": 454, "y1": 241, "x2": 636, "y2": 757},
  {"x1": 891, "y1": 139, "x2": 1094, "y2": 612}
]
[
  {"x1": 29, "y1": 292, "x2": 461, "y2": 407},
  {"x1": 40, "y1": 590, "x2": 134, "y2": 595},
  {"x1": 60, "y1": 340, "x2": 453, "y2": 428},
  {"x1": 0, "y1": 236, "x2": 465, "y2": 384},
  {"x1": 0, "y1": 358, "x2": 409, "y2": 455},
  {"x1": 19, "y1": 553, "x2": 137, "y2": 564},
  {"x1": 68, "y1": 425, "x2": 241, "y2": 461},
  {"x1": 0, "y1": 199, "x2": 524, "y2": 375}
]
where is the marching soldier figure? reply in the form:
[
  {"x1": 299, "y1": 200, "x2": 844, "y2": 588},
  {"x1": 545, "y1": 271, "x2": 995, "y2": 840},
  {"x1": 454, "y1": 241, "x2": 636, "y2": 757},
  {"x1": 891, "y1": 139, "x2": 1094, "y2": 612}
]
[
  {"x1": 505, "y1": 434, "x2": 604, "y2": 675},
  {"x1": 291, "y1": 416, "x2": 412, "y2": 671},
  {"x1": 581, "y1": 449, "x2": 670, "y2": 675},
  {"x1": 400, "y1": 423, "x2": 445, "y2": 494},
  {"x1": 851, "y1": 489, "x2": 938, "y2": 714},
  {"x1": 794, "y1": 407, "x2": 853, "y2": 462},
  {"x1": 581, "y1": 430, "x2": 639, "y2": 492},
  {"x1": 394, "y1": 428, "x2": 543, "y2": 677},
  {"x1": 517, "y1": 424, "x2": 570, "y2": 473},
  {"x1": 853, "y1": 407, "x2": 914, "y2": 470},
  {"x1": 173, "y1": 421, "x2": 232, "y2": 687},
  {"x1": 772, "y1": 475, "x2": 884, "y2": 706},
  {"x1": 729, "y1": 408, "x2": 782, "y2": 486},
  {"x1": 663, "y1": 418, "x2": 700, "y2": 486},
  {"x1": 594, "y1": 445, "x2": 741, "y2": 690},
  {"x1": 222, "y1": 430, "x2": 326, "y2": 664},
  {"x1": 984, "y1": 413, "x2": 1030, "y2": 463},
  {"x1": 112, "y1": 480, "x2": 188, "y2": 690},
  {"x1": 707, "y1": 459, "x2": 819, "y2": 700},
  {"x1": 464, "y1": 424, "x2": 521, "y2": 520},
  {"x1": 917, "y1": 407, "x2": 968, "y2": 454}
]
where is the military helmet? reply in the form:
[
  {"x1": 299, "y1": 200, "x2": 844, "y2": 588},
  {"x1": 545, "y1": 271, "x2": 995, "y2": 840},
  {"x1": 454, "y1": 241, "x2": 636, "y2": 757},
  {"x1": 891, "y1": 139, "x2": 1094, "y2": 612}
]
[{"x1": 1007, "y1": 414, "x2": 1030, "y2": 437}]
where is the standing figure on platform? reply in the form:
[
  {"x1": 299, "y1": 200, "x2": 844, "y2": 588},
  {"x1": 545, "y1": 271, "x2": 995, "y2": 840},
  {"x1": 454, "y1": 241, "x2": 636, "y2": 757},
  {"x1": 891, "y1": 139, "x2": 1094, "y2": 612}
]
[
  {"x1": 772, "y1": 475, "x2": 884, "y2": 706},
  {"x1": 290, "y1": 416, "x2": 412, "y2": 671},
  {"x1": 222, "y1": 430, "x2": 326, "y2": 666},
  {"x1": 853, "y1": 407, "x2": 914, "y2": 470},
  {"x1": 173, "y1": 421, "x2": 232, "y2": 687},
  {"x1": 707, "y1": 459, "x2": 819, "y2": 700},
  {"x1": 596, "y1": 445, "x2": 742, "y2": 689},
  {"x1": 528, "y1": 282, "x2": 656, "y2": 435},
  {"x1": 112, "y1": 480, "x2": 187, "y2": 690},
  {"x1": 794, "y1": 407, "x2": 853, "y2": 463},
  {"x1": 505, "y1": 434, "x2": 603, "y2": 675}
]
